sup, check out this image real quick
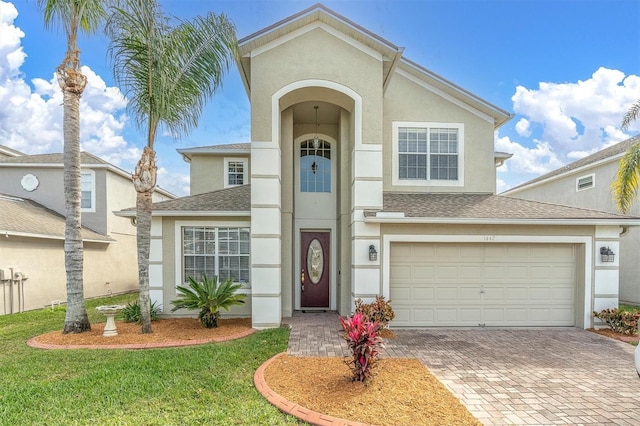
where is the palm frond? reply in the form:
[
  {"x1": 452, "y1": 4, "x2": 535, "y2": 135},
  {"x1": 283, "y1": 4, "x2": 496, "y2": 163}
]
[
  {"x1": 622, "y1": 99, "x2": 640, "y2": 131},
  {"x1": 38, "y1": 0, "x2": 108, "y2": 35},
  {"x1": 105, "y1": 0, "x2": 238, "y2": 147},
  {"x1": 611, "y1": 141, "x2": 640, "y2": 213}
]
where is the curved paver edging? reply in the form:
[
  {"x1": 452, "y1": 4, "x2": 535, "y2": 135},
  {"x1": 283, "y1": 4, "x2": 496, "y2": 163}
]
[
  {"x1": 254, "y1": 353, "x2": 375, "y2": 426},
  {"x1": 26, "y1": 328, "x2": 256, "y2": 350}
]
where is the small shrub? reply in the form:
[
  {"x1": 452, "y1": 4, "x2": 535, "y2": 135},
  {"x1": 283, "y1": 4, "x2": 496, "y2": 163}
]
[
  {"x1": 171, "y1": 274, "x2": 246, "y2": 328},
  {"x1": 593, "y1": 308, "x2": 639, "y2": 336},
  {"x1": 354, "y1": 296, "x2": 395, "y2": 328},
  {"x1": 122, "y1": 300, "x2": 161, "y2": 323},
  {"x1": 339, "y1": 312, "x2": 382, "y2": 383}
]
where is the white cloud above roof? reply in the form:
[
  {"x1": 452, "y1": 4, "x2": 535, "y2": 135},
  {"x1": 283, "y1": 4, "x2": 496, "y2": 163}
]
[
  {"x1": 498, "y1": 67, "x2": 640, "y2": 191},
  {"x1": 0, "y1": 1, "x2": 187, "y2": 196}
]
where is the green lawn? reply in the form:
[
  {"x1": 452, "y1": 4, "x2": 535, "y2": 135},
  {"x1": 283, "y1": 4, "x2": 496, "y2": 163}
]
[
  {"x1": 0, "y1": 294, "x2": 300, "y2": 425},
  {"x1": 620, "y1": 303, "x2": 640, "y2": 313}
]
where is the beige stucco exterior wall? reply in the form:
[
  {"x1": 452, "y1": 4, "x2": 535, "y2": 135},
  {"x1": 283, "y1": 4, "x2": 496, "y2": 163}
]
[
  {"x1": 507, "y1": 161, "x2": 640, "y2": 304},
  {"x1": 383, "y1": 73, "x2": 497, "y2": 193},
  {"x1": 0, "y1": 236, "x2": 137, "y2": 314},
  {"x1": 249, "y1": 27, "x2": 383, "y2": 145},
  {"x1": 188, "y1": 155, "x2": 251, "y2": 195},
  {"x1": 155, "y1": 216, "x2": 252, "y2": 318}
]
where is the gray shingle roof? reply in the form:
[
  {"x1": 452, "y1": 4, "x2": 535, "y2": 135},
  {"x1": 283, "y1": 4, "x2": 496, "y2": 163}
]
[
  {"x1": 365, "y1": 192, "x2": 636, "y2": 221},
  {"x1": 0, "y1": 195, "x2": 113, "y2": 242},
  {"x1": 121, "y1": 185, "x2": 250, "y2": 214},
  {"x1": 0, "y1": 151, "x2": 110, "y2": 165},
  {"x1": 506, "y1": 135, "x2": 640, "y2": 193},
  {"x1": 177, "y1": 143, "x2": 250, "y2": 154}
]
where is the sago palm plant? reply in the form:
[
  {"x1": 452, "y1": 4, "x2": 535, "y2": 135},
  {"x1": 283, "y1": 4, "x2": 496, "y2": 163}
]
[{"x1": 171, "y1": 275, "x2": 246, "y2": 328}]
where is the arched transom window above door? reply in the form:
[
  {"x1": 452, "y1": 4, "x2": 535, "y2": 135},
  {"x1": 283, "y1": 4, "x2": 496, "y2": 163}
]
[{"x1": 300, "y1": 139, "x2": 331, "y2": 193}]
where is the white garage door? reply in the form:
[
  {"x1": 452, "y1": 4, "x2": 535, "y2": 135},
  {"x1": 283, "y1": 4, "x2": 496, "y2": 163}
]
[{"x1": 390, "y1": 242, "x2": 576, "y2": 327}]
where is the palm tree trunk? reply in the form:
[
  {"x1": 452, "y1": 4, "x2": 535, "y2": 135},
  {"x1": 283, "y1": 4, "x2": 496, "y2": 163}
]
[
  {"x1": 62, "y1": 82, "x2": 90, "y2": 334},
  {"x1": 133, "y1": 147, "x2": 157, "y2": 333}
]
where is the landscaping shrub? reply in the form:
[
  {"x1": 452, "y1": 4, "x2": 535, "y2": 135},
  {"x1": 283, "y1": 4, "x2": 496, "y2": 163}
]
[
  {"x1": 171, "y1": 274, "x2": 246, "y2": 328},
  {"x1": 122, "y1": 300, "x2": 161, "y2": 323},
  {"x1": 354, "y1": 295, "x2": 395, "y2": 328},
  {"x1": 339, "y1": 312, "x2": 381, "y2": 382},
  {"x1": 593, "y1": 308, "x2": 639, "y2": 336}
]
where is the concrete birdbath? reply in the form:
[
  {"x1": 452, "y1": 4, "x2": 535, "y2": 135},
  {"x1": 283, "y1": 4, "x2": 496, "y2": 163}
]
[{"x1": 96, "y1": 305, "x2": 126, "y2": 337}]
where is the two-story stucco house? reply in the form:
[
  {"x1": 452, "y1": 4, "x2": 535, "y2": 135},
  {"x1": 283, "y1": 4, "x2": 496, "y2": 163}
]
[
  {"x1": 504, "y1": 135, "x2": 640, "y2": 305},
  {"x1": 0, "y1": 147, "x2": 174, "y2": 314},
  {"x1": 119, "y1": 4, "x2": 639, "y2": 330}
]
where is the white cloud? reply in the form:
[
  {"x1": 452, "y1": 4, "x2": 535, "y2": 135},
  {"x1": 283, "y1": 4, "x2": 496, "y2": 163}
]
[
  {"x1": 156, "y1": 166, "x2": 190, "y2": 196},
  {"x1": 512, "y1": 67, "x2": 640, "y2": 152},
  {"x1": 515, "y1": 118, "x2": 531, "y2": 137},
  {"x1": 495, "y1": 134, "x2": 563, "y2": 176},
  {"x1": 499, "y1": 67, "x2": 640, "y2": 191}
]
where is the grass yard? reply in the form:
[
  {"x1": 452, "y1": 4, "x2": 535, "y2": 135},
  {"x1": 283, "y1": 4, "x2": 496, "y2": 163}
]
[
  {"x1": 0, "y1": 294, "x2": 299, "y2": 425},
  {"x1": 620, "y1": 303, "x2": 640, "y2": 313}
]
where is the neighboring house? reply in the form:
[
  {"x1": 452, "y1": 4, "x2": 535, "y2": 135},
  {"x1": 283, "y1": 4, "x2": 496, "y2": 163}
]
[
  {"x1": 503, "y1": 135, "x2": 640, "y2": 305},
  {"x1": 118, "y1": 4, "x2": 639, "y2": 329},
  {"x1": 0, "y1": 147, "x2": 174, "y2": 314}
]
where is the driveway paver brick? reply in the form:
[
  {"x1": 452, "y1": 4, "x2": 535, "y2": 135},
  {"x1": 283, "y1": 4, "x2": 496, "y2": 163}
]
[{"x1": 284, "y1": 311, "x2": 640, "y2": 425}]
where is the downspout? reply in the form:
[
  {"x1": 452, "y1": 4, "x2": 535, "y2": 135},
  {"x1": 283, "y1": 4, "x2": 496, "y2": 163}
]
[{"x1": 620, "y1": 226, "x2": 630, "y2": 238}]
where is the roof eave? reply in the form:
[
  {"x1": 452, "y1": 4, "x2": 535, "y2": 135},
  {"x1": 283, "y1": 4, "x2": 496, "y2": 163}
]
[
  {"x1": 363, "y1": 217, "x2": 640, "y2": 226},
  {"x1": 115, "y1": 210, "x2": 251, "y2": 218},
  {"x1": 1, "y1": 230, "x2": 114, "y2": 243}
]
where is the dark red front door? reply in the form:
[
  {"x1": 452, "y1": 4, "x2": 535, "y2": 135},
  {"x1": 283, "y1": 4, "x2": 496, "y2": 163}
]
[{"x1": 300, "y1": 231, "x2": 330, "y2": 308}]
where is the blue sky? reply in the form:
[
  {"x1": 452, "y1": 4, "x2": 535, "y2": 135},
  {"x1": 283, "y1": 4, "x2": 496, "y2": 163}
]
[{"x1": 1, "y1": 0, "x2": 639, "y2": 195}]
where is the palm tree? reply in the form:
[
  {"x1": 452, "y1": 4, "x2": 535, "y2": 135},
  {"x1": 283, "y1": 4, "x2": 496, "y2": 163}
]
[
  {"x1": 38, "y1": 0, "x2": 108, "y2": 334},
  {"x1": 622, "y1": 99, "x2": 640, "y2": 132},
  {"x1": 612, "y1": 99, "x2": 640, "y2": 214},
  {"x1": 105, "y1": 0, "x2": 237, "y2": 333}
]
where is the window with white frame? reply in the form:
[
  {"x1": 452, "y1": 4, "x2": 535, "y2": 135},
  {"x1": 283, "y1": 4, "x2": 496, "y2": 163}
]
[
  {"x1": 576, "y1": 174, "x2": 594, "y2": 191},
  {"x1": 393, "y1": 122, "x2": 463, "y2": 186},
  {"x1": 182, "y1": 226, "x2": 250, "y2": 284},
  {"x1": 224, "y1": 158, "x2": 248, "y2": 188},
  {"x1": 81, "y1": 170, "x2": 95, "y2": 211},
  {"x1": 300, "y1": 139, "x2": 331, "y2": 193}
]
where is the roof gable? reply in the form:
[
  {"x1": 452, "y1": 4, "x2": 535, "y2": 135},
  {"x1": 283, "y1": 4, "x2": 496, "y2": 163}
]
[{"x1": 236, "y1": 3, "x2": 510, "y2": 129}]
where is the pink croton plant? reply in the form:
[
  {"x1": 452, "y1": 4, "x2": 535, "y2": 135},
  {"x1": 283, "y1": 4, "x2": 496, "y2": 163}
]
[{"x1": 340, "y1": 312, "x2": 382, "y2": 382}]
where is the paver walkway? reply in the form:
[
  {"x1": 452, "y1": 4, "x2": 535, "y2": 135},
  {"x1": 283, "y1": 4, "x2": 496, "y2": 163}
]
[{"x1": 283, "y1": 311, "x2": 640, "y2": 426}]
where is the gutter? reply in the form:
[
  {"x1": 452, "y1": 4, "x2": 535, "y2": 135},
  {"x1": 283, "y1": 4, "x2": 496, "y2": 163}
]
[
  {"x1": 1, "y1": 230, "x2": 114, "y2": 243},
  {"x1": 115, "y1": 210, "x2": 251, "y2": 218},
  {"x1": 364, "y1": 216, "x2": 640, "y2": 226}
]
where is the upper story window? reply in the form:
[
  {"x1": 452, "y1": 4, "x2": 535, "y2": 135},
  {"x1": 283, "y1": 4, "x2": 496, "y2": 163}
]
[
  {"x1": 392, "y1": 122, "x2": 464, "y2": 187},
  {"x1": 224, "y1": 158, "x2": 248, "y2": 188},
  {"x1": 81, "y1": 170, "x2": 95, "y2": 212},
  {"x1": 300, "y1": 139, "x2": 331, "y2": 193},
  {"x1": 576, "y1": 174, "x2": 594, "y2": 191}
]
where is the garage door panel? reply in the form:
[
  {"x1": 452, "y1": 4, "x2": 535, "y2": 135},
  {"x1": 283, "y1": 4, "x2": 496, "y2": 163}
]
[
  {"x1": 413, "y1": 287, "x2": 434, "y2": 301},
  {"x1": 390, "y1": 242, "x2": 576, "y2": 327},
  {"x1": 413, "y1": 266, "x2": 434, "y2": 279},
  {"x1": 390, "y1": 264, "x2": 412, "y2": 280},
  {"x1": 435, "y1": 266, "x2": 459, "y2": 279},
  {"x1": 389, "y1": 286, "x2": 411, "y2": 302}
]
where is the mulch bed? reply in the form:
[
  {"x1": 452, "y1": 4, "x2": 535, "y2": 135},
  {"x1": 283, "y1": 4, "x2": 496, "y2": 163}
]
[
  {"x1": 588, "y1": 328, "x2": 639, "y2": 343},
  {"x1": 263, "y1": 354, "x2": 481, "y2": 426},
  {"x1": 29, "y1": 317, "x2": 253, "y2": 348}
]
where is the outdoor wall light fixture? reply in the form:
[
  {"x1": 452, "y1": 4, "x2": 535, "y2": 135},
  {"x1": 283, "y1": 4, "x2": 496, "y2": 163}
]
[
  {"x1": 369, "y1": 244, "x2": 378, "y2": 261},
  {"x1": 600, "y1": 246, "x2": 615, "y2": 262}
]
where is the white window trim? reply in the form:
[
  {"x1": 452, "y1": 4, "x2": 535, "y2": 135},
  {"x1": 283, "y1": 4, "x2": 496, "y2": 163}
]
[
  {"x1": 173, "y1": 220, "x2": 251, "y2": 294},
  {"x1": 81, "y1": 170, "x2": 96, "y2": 213},
  {"x1": 576, "y1": 173, "x2": 595, "y2": 191},
  {"x1": 392, "y1": 121, "x2": 464, "y2": 187},
  {"x1": 224, "y1": 157, "x2": 248, "y2": 188}
]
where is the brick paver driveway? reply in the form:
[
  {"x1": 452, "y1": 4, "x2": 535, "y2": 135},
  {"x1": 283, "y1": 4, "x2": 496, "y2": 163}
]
[{"x1": 286, "y1": 312, "x2": 640, "y2": 425}]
